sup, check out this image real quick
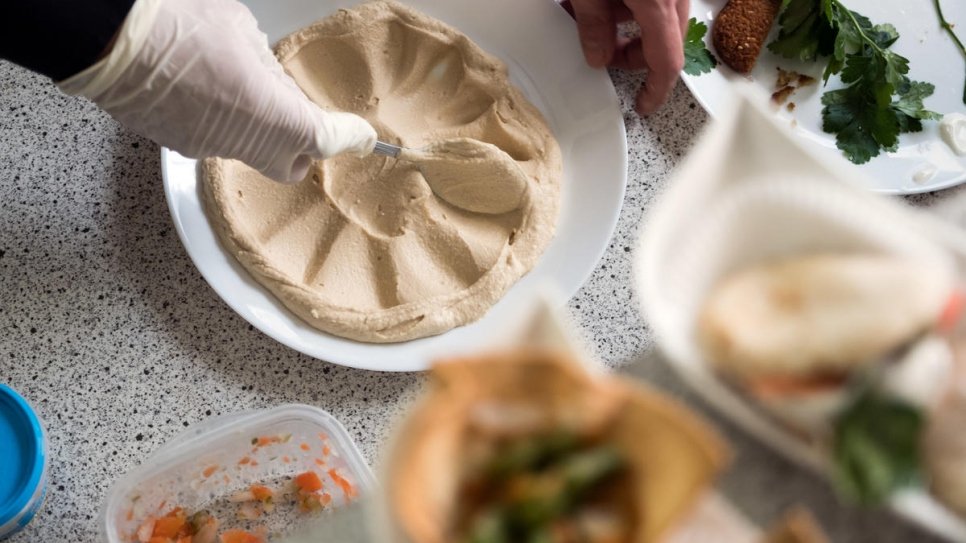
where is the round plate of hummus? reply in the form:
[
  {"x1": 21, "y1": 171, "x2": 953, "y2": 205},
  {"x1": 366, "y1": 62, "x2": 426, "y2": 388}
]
[{"x1": 162, "y1": 0, "x2": 627, "y2": 370}]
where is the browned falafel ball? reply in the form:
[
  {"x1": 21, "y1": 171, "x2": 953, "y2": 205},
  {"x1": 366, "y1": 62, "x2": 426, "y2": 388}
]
[{"x1": 712, "y1": 0, "x2": 782, "y2": 74}]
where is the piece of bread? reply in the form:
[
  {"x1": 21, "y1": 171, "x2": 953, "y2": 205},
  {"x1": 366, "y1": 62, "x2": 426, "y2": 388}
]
[
  {"x1": 712, "y1": 0, "x2": 782, "y2": 74},
  {"x1": 388, "y1": 349, "x2": 730, "y2": 543},
  {"x1": 761, "y1": 508, "x2": 829, "y2": 543},
  {"x1": 698, "y1": 253, "x2": 952, "y2": 379},
  {"x1": 924, "y1": 361, "x2": 966, "y2": 516}
]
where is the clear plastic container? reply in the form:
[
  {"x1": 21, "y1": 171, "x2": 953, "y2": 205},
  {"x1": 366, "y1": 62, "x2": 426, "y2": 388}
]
[{"x1": 100, "y1": 404, "x2": 374, "y2": 542}]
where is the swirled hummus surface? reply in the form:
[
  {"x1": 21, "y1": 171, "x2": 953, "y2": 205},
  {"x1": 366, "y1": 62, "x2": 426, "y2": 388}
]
[{"x1": 202, "y1": 0, "x2": 562, "y2": 343}]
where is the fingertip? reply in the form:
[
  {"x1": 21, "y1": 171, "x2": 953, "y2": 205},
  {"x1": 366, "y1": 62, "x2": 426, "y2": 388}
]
[
  {"x1": 669, "y1": 49, "x2": 686, "y2": 76},
  {"x1": 634, "y1": 88, "x2": 659, "y2": 116}
]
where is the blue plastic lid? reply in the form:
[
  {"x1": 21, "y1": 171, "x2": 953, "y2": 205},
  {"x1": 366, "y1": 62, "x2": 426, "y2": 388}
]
[{"x1": 0, "y1": 385, "x2": 45, "y2": 525}]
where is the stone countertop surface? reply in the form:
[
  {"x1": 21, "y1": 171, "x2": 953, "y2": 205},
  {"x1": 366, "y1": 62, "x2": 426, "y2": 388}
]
[{"x1": 2, "y1": 55, "x2": 965, "y2": 542}]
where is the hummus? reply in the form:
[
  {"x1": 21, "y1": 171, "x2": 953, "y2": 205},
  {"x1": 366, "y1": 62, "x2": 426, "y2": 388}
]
[
  {"x1": 400, "y1": 138, "x2": 529, "y2": 215},
  {"x1": 202, "y1": 1, "x2": 562, "y2": 343}
]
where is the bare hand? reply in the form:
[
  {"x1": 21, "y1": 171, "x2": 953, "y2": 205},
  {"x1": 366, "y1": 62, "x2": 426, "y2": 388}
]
[{"x1": 568, "y1": 0, "x2": 688, "y2": 115}]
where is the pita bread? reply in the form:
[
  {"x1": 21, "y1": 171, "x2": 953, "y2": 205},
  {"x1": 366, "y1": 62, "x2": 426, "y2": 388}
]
[
  {"x1": 387, "y1": 349, "x2": 729, "y2": 543},
  {"x1": 698, "y1": 253, "x2": 952, "y2": 379},
  {"x1": 760, "y1": 508, "x2": 829, "y2": 543}
]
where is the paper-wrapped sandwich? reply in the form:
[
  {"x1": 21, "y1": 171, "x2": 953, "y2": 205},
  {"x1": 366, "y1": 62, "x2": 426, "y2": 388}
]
[
  {"x1": 698, "y1": 251, "x2": 963, "y2": 503},
  {"x1": 636, "y1": 92, "x2": 966, "y2": 536},
  {"x1": 386, "y1": 349, "x2": 730, "y2": 543}
]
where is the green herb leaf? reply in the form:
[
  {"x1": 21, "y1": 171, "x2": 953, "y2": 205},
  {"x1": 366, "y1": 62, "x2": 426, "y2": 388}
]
[
  {"x1": 773, "y1": 0, "x2": 942, "y2": 164},
  {"x1": 894, "y1": 80, "x2": 943, "y2": 128},
  {"x1": 768, "y1": 0, "x2": 836, "y2": 62},
  {"x1": 933, "y1": 0, "x2": 966, "y2": 104},
  {"x1": 832, "y1": 389, "x2": 924, "y2": 504},
  {"x1": 683, "y1": 18, "x2": 717, "y2": 75},
  {"x1": 821, "y1": 87, "x2": 897, "y2": 164}
]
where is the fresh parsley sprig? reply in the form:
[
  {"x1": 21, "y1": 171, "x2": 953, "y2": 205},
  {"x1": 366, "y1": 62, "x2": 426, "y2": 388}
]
[
  {"x1": 770, "y1": 0, "x2": 940, "y2": 164},
  {"x1": 684, "y1": 18, "x2": 717, "y2": 76},
  {"x1": 933, "y1": 0, "x2": 966, "y2": 104},
  {"x1": 833, "y1": 387, "x2": 924, "y2": 504}
]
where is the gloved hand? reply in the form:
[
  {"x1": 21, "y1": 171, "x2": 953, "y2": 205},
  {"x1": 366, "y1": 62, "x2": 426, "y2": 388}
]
[{"x1": 59, "y1": 0, "x2": 377, "y2": 183}]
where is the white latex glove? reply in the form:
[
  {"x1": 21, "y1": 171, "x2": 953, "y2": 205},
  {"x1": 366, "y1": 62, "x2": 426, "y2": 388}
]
[{"x1": 59, "y1": 0, "x2": 377, "y2": 183}]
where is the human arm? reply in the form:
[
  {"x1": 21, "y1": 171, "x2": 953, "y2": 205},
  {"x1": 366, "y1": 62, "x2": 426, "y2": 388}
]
[{"x1": 0, "y1": 0, "x2": 375, "y2": 183}]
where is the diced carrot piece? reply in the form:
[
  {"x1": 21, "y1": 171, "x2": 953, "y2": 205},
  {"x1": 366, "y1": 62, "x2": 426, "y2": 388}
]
[
  {"x1": 238, "y1": 457, "x2": 251, "y2": 466},
  {"x1": 294, "y1": 471, "x2": 323, "y2": 493},
  {"x1": 321, "y1": 445, "x2": 331, "y2": 457},
  {"x1": 328, "y1": 469, "x2": 357, "y2": 499},
  {"x1": 153, "y1": 514, "x2": 187, "y2": 537},
  {"x1": 220, "y1": 529, "x2": 264, "y2": 543},
  {"x1": 202, "y1": 466, "x2": 219, "y2": 478},
  {"x1": 126, "y1": 509, "x2": 134, "y2": 522},
  {"x1": 148, "y1": 537, "x2": 171, "y2": 543},
  {"x1": 253, "y1": 435, "x2": 287, "y2": 447},
  {"x1": 282, "y1": 456, "x2": 291, "y2": 463},
  {"x1": 319, "y1": 492, "x2": 332, "y2": 507},
  {"x1": 314, "y1": 458, "x2": 326, "y2": 467},
  {"x1": 176, "y1": 537, "x2": 193, "y2": 543},
  {"x1": 300, "y1": 443, "x2": 311, "y2": 452},
  {"x1": 250, "y1": 485, "x2": 274, "y2": 502}
]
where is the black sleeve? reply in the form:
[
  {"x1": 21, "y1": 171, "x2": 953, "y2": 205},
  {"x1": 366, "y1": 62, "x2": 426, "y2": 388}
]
[{"x1": 0, "y1": 0, "x2": 137, "y2": 82}]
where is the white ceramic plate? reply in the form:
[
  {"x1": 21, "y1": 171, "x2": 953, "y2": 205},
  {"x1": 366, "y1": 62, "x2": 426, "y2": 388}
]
[
  {"x1": 163, "y1": 0, "x2": 627, "y2": 371},
  {"x1": 684, "y1": 0, "x2": 966, "y2": 194}
]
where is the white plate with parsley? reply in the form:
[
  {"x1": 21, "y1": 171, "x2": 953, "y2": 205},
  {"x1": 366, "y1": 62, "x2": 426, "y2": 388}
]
[{"x1": 683, "y1": 0, "x2": 966, "y2": 194}]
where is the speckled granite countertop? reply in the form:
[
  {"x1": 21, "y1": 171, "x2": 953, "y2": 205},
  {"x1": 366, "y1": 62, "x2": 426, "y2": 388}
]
[{"x1": 3, "y1": 55, "x2": 966, "y2": 542}]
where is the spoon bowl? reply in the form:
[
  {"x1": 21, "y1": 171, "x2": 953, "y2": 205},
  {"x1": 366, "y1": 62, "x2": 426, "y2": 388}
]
[{"x1": 373, "y1": 138, "x2": 529, "y2": 215}]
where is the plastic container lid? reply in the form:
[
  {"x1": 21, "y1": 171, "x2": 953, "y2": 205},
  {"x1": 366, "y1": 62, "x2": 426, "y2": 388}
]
[{"x1": 0, "y1": 385, "x2": 46, "y2": 525}]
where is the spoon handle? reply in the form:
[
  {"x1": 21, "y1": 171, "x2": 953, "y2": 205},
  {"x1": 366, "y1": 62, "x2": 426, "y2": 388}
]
[{"x1": 373, "y1": 140, "x2": 402, "y2": 158}]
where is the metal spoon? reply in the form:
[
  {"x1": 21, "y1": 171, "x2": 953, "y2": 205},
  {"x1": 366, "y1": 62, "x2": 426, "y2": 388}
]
[
  {"x1": 373, "y1": 140, "x2": 403, "y2": 158},
  {"x1": 372, "y1": 138, "x2": 528, "y2": 215}
]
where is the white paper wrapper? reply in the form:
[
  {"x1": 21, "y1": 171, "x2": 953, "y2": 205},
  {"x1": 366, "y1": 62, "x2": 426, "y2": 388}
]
[
  {"x1": 372, "y1": 290, "x2": 760, "y2": 543},
  {"x1": 637, "y1": 90, "x2": 956, "y2": 371},
  {"x1": 634, "y1": 86, "x2": 966, "y2": 542}
]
